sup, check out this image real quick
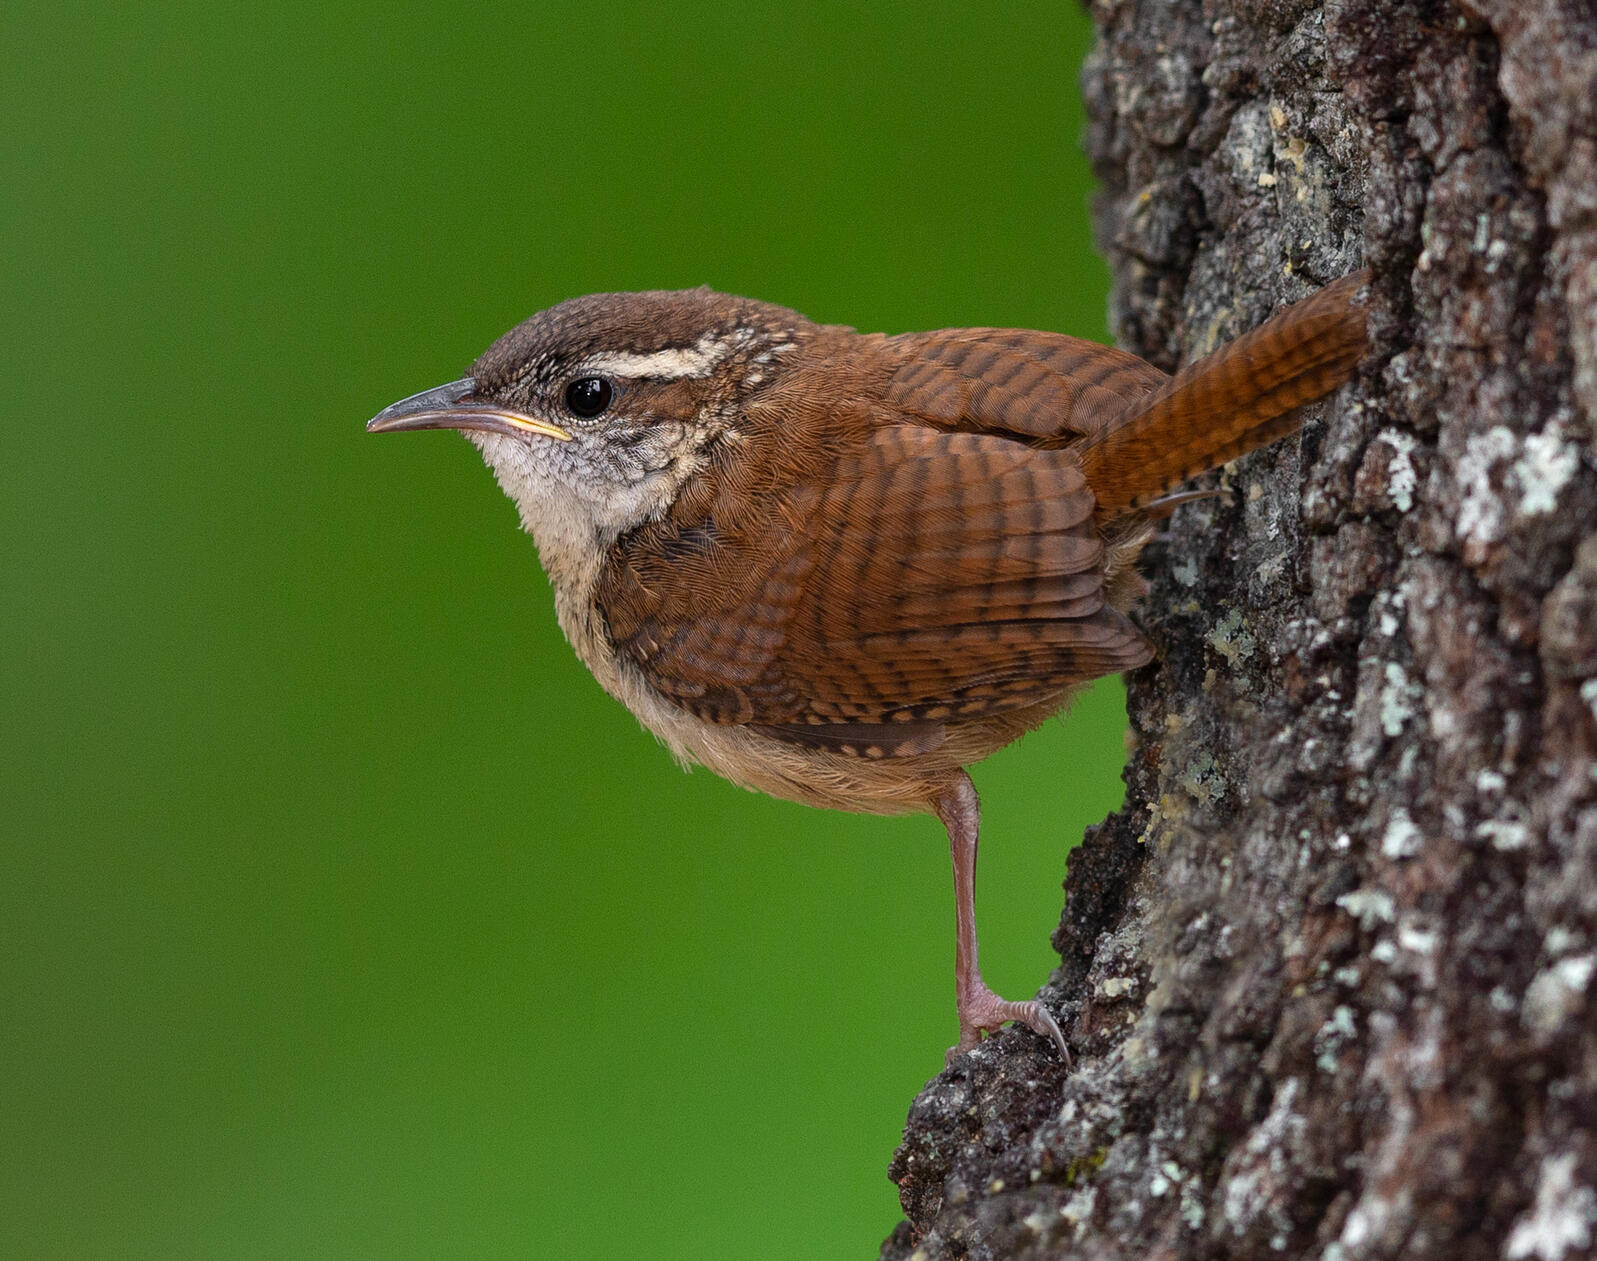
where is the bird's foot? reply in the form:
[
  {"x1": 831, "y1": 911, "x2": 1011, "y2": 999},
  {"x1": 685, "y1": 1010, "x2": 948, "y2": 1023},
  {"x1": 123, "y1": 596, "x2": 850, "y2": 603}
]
[{"x1": 948, "y1": 983, "x2": 1069, "y2": 1066}]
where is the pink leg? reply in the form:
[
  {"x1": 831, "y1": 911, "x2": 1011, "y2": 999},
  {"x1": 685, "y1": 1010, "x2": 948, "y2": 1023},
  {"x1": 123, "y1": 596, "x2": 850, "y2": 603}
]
[{"x1": 933, "y1": 772, "x2": 1069, "y2": 1065}]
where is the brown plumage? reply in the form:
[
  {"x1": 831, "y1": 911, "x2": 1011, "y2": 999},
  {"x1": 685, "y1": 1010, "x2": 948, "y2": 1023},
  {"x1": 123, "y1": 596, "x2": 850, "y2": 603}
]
[
  {"x1": 368, "y1": 270, "x2": 1372, "y2": 1062},
  {"x1": 1076, "y1": 269, "x2": 1372, "y2": 517}
]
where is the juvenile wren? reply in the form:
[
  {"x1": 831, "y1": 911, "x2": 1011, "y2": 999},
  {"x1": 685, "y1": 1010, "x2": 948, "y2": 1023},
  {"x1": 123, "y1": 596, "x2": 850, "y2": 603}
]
[{"x1": 368, "y1": 272, "x2": 1370, "y2": 1062}]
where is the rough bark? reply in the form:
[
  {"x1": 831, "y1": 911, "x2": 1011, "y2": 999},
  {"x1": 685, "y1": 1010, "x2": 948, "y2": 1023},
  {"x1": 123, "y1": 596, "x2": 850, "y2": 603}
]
[{"x1": 881, "y1": 2, "x2": 1597, "y2": 1258}]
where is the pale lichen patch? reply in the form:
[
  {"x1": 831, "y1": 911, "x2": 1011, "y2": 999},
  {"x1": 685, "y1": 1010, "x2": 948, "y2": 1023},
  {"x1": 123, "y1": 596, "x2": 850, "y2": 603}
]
[
  {"x1": 1379, "y1": 661, "x2": 1420, "y2": 736},
  {"x1": 1515, "y1": 421, "x2": 1579, "y2": 516},
  {"x1": 1382, "y1": 806, "x2": 1424, "y2": 858},
  {"x1": 1476, "y1": 768, "x2": 1508, "y2": 794},
  {"x1": 1523, "y1": 954, "x2": 1596, "y2": 1035},
  {"x1": 1208, "y1": 608, "x2": 1256, "y2": 666},
  {"x1": 1337, "y1": 888, "x2": 1397, "y2": 928},
  {"x1": 1506, "y1": 1152, "x2": 1597, "y2": 1260},
  {"x1": 1177, "y1": 752, "x2": 1228, "y2": 806},
  {"x1": 1060, "y1": 1185, "x2": 1097, "y2": 1227},
  {"x1": 1097, "y1": 976, "x2": 1139, "y2": 1000},
  {"x1": 1580, "y1": 678, "x2": 1597, "y2": 724},
  {"x1": 1222, "y1": 1078, "x2": 1304, "y2": 1230},
  {"x1": 1315, "y1": 1006, "x2": 1358, "y2": 1072},
  {"x1": 1455, "y1": 420, "x2": 1581, "y2": 552},
  {"x1": 1379, "y1": 429, "x2": 1419, "y2": 512},
  {"x1": 1021, "y1": 1206, "x2": 1053, "y2": 1235},
  {"x1": 1476, "y1": 813, "x2": 1530, "y2": 851},
  {"x1": 1457, "y1": 425, "x2": 1518, "y2": 549}
]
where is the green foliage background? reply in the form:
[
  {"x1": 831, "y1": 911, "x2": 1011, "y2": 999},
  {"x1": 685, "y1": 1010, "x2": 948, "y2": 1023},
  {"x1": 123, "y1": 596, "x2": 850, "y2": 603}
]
[{"x1": 4, "y1": 3, "x2": 1126, "y2": 1256}]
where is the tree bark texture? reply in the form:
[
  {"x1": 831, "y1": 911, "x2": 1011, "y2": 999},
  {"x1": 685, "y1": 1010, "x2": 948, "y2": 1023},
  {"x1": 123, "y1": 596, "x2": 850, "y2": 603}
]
[{"x1": 881, "y1": 2, "x2": 1597, "y2": 1258}]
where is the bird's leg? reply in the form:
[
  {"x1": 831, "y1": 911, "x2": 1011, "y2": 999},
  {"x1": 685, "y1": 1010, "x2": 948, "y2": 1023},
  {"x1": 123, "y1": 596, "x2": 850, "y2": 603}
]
[{"x1": 933, "y1": 772, "x2": 1069, "y2": 1065}]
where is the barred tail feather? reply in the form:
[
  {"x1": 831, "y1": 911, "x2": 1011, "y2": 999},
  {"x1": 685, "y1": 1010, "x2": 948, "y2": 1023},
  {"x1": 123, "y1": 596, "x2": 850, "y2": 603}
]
[{"x1": 1078, "y1": 270, "x2": 1371, "y2": 519}]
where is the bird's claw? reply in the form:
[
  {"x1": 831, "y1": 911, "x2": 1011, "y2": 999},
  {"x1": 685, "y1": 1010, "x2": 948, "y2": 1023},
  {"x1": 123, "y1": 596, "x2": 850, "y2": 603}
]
[{"x1": 947, "y1": 985, "x2": 1070, "y2": 1066}]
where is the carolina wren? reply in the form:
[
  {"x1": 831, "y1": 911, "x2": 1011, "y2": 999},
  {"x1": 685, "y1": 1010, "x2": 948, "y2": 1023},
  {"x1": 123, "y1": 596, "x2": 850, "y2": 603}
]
[{"x1": 369, "y1": 272, "x2": 1370, "y2": 1062}]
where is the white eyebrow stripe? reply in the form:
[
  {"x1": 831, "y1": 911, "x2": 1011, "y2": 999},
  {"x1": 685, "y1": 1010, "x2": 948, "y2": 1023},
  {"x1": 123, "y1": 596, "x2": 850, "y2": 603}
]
[{"x1": 581, "y1": 333, "x2": 733, "y2": 381}]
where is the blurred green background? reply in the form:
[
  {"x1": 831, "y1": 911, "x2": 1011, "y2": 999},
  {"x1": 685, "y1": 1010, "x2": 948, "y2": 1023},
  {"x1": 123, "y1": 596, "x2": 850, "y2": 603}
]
[{"x1": 3, "y1": 3, "x2": 1128, "y2": 1257}]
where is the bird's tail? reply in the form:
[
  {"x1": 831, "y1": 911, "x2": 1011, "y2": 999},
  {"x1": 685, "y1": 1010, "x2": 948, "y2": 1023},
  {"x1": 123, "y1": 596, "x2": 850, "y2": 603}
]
[{"x1": 1077, "y1": 269, "x2": 1372, "y2": 519}]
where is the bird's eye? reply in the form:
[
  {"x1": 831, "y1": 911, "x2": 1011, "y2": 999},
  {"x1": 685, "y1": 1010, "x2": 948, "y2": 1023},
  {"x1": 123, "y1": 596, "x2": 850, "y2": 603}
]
[{"x1": 564, "y1": 377, "x2": 614, "y2": 418}]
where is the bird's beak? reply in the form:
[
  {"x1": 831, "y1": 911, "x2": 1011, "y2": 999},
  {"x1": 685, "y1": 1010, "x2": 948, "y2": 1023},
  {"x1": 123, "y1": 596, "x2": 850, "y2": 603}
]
[{"x1": 366, "y1": 377, "x2": 573, "y2": 442}]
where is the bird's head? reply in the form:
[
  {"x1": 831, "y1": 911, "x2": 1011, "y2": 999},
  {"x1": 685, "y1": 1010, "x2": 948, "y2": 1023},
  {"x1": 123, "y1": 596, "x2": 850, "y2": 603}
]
[{"x1": 368, "y1": 288, "x2": 813, "y2": 567}]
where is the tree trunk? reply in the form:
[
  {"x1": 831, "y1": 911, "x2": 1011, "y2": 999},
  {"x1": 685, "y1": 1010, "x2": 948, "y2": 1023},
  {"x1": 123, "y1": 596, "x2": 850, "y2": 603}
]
[{"x1": 880, "y1": 1, "x2": 1597, "y2": 1258}]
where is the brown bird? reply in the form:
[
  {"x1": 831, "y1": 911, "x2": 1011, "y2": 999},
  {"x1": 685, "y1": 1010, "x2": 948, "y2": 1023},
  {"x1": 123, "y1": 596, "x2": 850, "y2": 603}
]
[{"x1": 368, "y1": 271, "x2": 1370, "y2": 1062}]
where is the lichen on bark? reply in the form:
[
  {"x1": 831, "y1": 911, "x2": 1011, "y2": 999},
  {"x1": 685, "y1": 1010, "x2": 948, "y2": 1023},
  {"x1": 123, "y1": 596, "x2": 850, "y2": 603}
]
[{"x1": 880, "y1": 2, "x2": 1597, "y2": 1258}]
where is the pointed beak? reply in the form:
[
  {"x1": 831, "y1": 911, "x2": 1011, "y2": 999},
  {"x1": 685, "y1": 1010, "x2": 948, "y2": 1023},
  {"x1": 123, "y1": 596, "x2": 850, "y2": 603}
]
[{"x1": 366, "y1": 377, "x2": 573, "y2": 442}]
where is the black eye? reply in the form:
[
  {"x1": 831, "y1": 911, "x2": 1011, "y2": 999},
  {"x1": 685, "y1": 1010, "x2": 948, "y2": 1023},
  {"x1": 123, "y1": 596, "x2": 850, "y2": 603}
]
[{"x1": 564, "y1": 377, "x2": 614, "y2": 418}]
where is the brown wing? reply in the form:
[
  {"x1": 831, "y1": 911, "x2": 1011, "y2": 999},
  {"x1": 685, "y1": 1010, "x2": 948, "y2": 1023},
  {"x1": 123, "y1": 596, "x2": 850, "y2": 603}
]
[
  {"x1": 883, "y1": 328, "x2": 1168, "y2": 442},
  {"x1": 596, "y1": 417, "x2": 1152, "y2": 756}
]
